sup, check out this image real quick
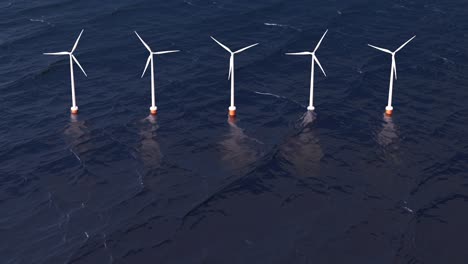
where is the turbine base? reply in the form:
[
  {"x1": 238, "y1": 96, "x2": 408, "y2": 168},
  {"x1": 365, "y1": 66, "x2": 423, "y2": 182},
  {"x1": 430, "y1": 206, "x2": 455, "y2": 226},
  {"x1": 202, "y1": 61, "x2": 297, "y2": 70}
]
[
  {"x1": 228, "y1": 106, "x2": 236, "y2": 117},
  {"x1": 307, "y1": 106, "x2": 315, "y2": 111},
  {"x1": 385, "y1": 106, "x2": 393, "y2": 116},
  {"x1": 150, "y1": 106, "x2": 158, "y2": 116},
  {"x1": 71, "y1": 106, "x2": 79, "y2": 115}
]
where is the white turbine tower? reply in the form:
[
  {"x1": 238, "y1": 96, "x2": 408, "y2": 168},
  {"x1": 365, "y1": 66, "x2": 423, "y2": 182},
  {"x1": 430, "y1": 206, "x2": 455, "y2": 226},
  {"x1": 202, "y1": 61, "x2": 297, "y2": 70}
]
[
  {"x1": 368, "y1": 35, "x2": 416, "y2": 116},
  {"x1": 44, "y1": 29, "x2": 87, "y2": 114},
  {"x1": 286, "y1": 29, "x2": 328, "y2": 112},
  {"x1": 211, "y1": 36, "x2": 258, "y2": 117},
  {"x1": 135, "y1": 31, "x2": 180, "y2": 115}
]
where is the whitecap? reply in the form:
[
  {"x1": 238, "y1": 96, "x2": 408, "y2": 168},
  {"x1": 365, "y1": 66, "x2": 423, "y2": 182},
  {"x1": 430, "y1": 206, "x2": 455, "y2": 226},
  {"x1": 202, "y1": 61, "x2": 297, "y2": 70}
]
[{"x1": 264, "y1": 22, "x2": 301, "y2": 31}]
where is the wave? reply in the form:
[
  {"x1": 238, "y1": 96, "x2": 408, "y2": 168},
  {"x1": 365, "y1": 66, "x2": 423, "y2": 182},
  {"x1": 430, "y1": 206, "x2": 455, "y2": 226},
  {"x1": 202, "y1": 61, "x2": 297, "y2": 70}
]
[{"x1": 264, "y1": 22, "x2": 302, "y2": 31}]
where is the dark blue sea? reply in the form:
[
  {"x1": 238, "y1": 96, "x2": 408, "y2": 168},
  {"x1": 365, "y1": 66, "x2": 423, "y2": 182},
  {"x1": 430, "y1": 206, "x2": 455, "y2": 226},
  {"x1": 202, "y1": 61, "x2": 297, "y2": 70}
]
[{"x1": 1, "y1": 0, "x2": 468, "y2": 263}]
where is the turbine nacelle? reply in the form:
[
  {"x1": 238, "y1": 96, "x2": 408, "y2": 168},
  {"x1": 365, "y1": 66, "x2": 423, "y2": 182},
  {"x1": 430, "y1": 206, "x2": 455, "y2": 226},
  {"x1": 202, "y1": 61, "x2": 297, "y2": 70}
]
[
  {"x1": 43, "y1": 29, "x2": 87, "y2": 77},
  {"x1": 135, "y1": 31, "x2": 180, "y2": 78},
  {"x1": 368, "y1": 35, "x2": 416, "y2": 81},
  {"x1": 210, "y1": 36, "x2": 258, "y2": 80},
  {"x1": 285, "y1": 29, "x2": 329, "y2": 77},
  {"x1": 140, "y1": 50, "x2": 180, "y2": 78},
  {"x1": 285, "y1": 52, "x2": 326, "y2": 77}
]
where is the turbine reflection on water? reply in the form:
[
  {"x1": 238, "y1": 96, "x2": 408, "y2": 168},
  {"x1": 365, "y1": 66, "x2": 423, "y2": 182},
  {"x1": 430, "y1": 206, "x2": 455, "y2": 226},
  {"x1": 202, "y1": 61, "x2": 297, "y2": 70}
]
[
  {"x1": 64, "y1": 115, "x2": 92, "y2": 162},
  {"x1": 277, "y1": 111, "x2": 323, "y2": 177},
  {"x1": 377, "y1": 114, "x2": 399, "y2": 147},
  {"x1": 218, "y1": 117, "x2": 263, "y2": 174},
  {"x1": 137, "y1": 115, "x2": 163, "y2": 184}
]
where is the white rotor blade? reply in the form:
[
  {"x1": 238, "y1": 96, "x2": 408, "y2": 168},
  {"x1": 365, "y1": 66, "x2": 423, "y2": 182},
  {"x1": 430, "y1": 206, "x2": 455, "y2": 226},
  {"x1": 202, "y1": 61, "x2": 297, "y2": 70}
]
[
  {"x1": 234, "y1": 43, "x2": 259, "y2": 54},
  {"x1": 72, "y1": 55, "x2": 87, "y2": 77},
  {"x1": 141, "y1": 55, "x2": 152, "y2": 78},
  {"x1": 71, "y1": 29, "x2": 84, "y2": 53},
  {"x1": 313, "y1": 29, "x2": 328, "y2": 52},
  {"x1": 153, "y1": 50, "x2": 180, "y2": 55},
  {"x1": 368, "y1": 44, "x2": 392, "y2": 54},
  {"x1": 392, "y1": 56, "x2": 397, "y2": 80},
  {"x1": 43, "y1": 52, "x2": 70, "y2": 55},
  {"x1": 314, "y1": 56, "x2": 326, "y2": 77},
  {"x1": 210, "y1": 36, "x2": 232, "y2": 53},
  {"x1": 285, "y1": 52, "x2": 311, "y2": 55},
  {"x1": 228, "y1": 55, "x2": 233, "y2": 80},
  {"x1": 395, "y1": 35, "x2": 416, "y2": 53},
  {"x1": 135, "y1": 31, "x2": 152, "y2": 52}
]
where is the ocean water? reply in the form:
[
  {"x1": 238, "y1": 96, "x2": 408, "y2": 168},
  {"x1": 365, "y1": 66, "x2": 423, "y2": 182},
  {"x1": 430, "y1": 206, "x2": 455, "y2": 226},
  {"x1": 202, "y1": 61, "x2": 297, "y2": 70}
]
[{"x1": 1, "y1": 0, "x2": 468, "y2": 263}]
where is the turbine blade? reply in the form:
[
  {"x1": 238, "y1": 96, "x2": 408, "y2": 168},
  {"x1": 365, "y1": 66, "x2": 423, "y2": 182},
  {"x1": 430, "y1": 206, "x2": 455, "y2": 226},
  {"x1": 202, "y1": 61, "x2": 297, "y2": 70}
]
[
  {"x1": 314, "y1": 56, "x2": 326, "y2": 77},
  {"x1": 228, "y1": 55, "x2": 233, "y2": 80},
  {"x1": 395, "y1": 35, "x2": 416, "y2": 53},
  {"x1": 72, "y1": 55, "x2": 87, "y2": 77},
  {"x1": 43, "y1": 52, "x2": 70, "y2": 55},
  {"x1": 285, "y1": 52, "x2": 311, "y2": 55},
  {"x1": 153, "y1": 50, "x2": 180, "y2": 55},
  {"x1": 234, "y1": 43, "x2": 259, "y2": 53},
  {"x1": 368, "y1": 44, "x2": 392, "y2": 54},
  {"x1": 135, "y1": 31, "x2": 152, "y2": 52},
  {"x1": 392, "y1": 56, "x2": 397, "y2": 80},
  {"x1": 141, "y1": 55, "x2": 152, "y2": 78},
  {"x1": 71, "y1": 29, "x2": 84, "y2": 53},
  {"x1": 313, "y1": 29, "x2": 328, "y2": 52},
  {"x1": 210, "y1": 36, "x2": 232, "y2": 53}
]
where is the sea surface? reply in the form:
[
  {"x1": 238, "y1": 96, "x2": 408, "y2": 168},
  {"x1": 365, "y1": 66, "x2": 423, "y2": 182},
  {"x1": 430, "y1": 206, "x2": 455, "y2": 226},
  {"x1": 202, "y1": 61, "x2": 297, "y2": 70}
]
[{"x1": 1, "y1": 0, "x2": 468, "y2": 263}]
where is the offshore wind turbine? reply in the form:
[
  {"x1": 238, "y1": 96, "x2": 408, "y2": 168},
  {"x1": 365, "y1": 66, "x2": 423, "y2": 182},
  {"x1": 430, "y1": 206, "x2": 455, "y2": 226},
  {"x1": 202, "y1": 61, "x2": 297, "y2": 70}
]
[
  {"x1": 135, "y1": 31, "x2": 180, "y2": 115},
  {"x1": 368, "y1": 35, "x2": 416, "y2": 116},
  {"x1": 43, "y1": 29, "x2": 87, "y2": 114},
  {"x1": 286, "y1": 29, "x2": 328, "y2": 111},
  {"x1": 211, "y1": 36, "x2": 258, "y2": 117}
]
